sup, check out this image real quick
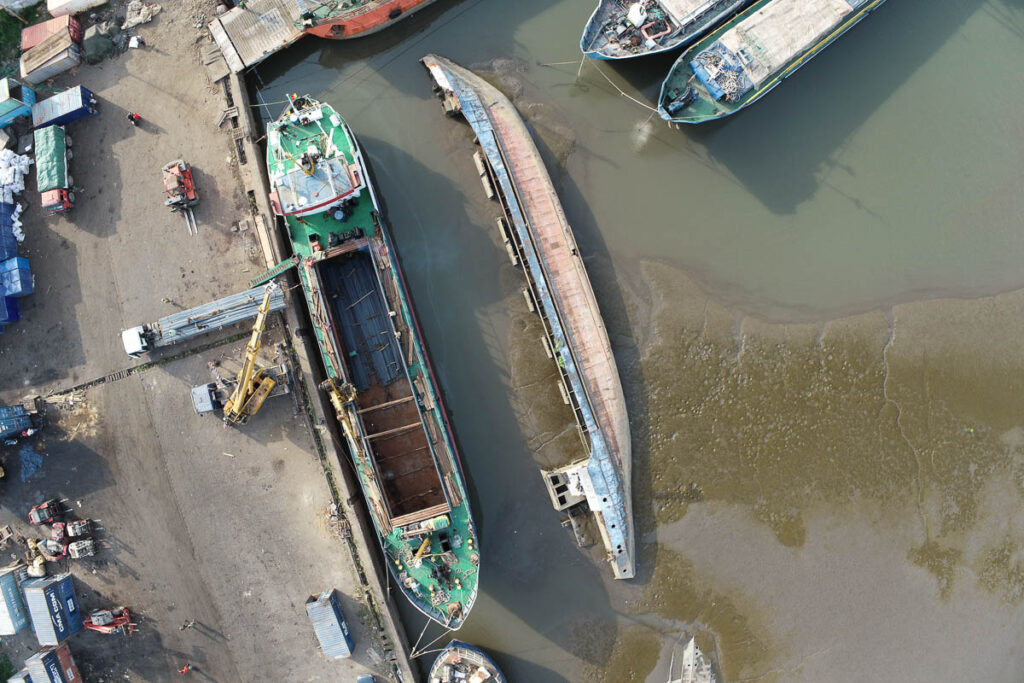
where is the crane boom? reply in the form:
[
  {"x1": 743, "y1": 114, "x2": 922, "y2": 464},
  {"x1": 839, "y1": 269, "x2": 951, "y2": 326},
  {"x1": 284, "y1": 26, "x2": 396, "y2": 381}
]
[{"x1": 222, "y1": 283, "x2": 279, "y2": 424}]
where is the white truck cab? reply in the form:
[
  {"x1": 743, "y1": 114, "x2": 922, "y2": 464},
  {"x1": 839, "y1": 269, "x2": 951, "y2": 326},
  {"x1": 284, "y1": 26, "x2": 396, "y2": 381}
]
[{"x1": 121, "y1": 326, "x2": 149, "y2": 358}]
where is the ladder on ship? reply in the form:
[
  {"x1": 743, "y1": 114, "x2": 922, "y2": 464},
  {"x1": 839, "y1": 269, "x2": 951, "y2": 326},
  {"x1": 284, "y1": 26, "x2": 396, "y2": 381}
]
[{"x1": 249, "y1": 255, "x2": 299, "y2": 288}]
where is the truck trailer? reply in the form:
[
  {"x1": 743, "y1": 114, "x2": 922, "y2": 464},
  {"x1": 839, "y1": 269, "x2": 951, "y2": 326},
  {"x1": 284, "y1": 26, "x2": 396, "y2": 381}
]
[
  {"x1": 32, "y1": 85, "x2": 97, "y2": 129},
  {"x1": 121, "y1": 285, "x2": 287, "y2": 358},
  {"x1": 34, "y1": 125, "x2": 73, "y2": 216}
]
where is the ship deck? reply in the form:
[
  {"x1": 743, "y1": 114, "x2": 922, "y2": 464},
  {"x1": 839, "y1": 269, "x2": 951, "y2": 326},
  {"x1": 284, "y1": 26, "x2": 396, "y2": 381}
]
[
  {"x1": 659, "y1": 0, "x2": 888, "y2": 122},
  {"x1": 318, "y1": 250, "x2": 448, "y2": 522}
]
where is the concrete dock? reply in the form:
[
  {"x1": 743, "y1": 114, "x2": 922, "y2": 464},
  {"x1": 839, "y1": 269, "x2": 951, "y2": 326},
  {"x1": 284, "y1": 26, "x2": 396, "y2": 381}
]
[{"x1": 0, "y1": 2, "x2": 414, "y2": 680}]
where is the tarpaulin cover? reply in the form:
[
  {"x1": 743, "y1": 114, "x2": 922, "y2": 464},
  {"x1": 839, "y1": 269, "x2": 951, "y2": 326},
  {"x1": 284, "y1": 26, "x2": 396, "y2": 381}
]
[{"x1": 34, "y1": 126, "x2": 66, "y2": 193}]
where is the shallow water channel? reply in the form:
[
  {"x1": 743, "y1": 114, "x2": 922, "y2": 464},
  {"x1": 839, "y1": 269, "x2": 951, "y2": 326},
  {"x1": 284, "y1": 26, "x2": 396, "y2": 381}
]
[{"x1": 254, "y1": 0, "x2": 1024, "y2": 680}]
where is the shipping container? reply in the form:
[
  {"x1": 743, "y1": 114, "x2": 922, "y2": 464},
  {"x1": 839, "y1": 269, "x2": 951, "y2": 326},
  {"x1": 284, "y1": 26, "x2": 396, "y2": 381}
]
[
  {"x1": 21, "y1": 16, "x2": 82, "y2": 53},
  {"x1": 0, "y1": 405, "x2": 32, "y2": 438},
  {"x1": 0, "y1": 79, "x2": 36, "y2": 129},
  {"x1": 305, "y1": 589, "x2": 354, "y2": 659},
  {"x1": 22, "y1": 574, "x2": 82, "y2": 646},
  {"x1": 32, "y1": 86, "x2": 96, "y2": 130},
  {"x1": 47, "y1": 0, "x2": 108, "y2": 17},
  {"x1": 25, "y1": 642, "x2": 80, "y2": 683},
  {"x1": 0, "y1": 565, "x2": 29, "y2": 635},
  {"x1": 20, "y1": 33, "x2": 81, "y2": 86}
]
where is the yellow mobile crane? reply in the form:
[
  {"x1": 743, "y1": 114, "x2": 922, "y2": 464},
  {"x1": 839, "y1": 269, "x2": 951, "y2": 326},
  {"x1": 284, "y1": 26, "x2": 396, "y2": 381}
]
[{"x1": 190, "y1": 282, "x2": 290, "y2": 425}]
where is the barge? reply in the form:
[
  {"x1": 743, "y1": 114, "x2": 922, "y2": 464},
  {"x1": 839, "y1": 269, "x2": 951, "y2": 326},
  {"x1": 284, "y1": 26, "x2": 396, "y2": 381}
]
[
  {"x1": 422, "y1": 54, "x2": 635, "y2": 580},
  {"x1": 658, "y1": 0, "x2": 888, "y2": 123},
  {"x1": 581, "y1": 0, "x2": 751, "y2": 60},
  {"x1": 266, "y1": 95, "x2": 479, "y2": 628}
]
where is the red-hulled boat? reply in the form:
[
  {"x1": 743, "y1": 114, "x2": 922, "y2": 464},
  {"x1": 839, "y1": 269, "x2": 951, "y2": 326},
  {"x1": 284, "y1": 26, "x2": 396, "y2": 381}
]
[{"x1": 300, "y1": 0, "x2": 439, "y2": 40}]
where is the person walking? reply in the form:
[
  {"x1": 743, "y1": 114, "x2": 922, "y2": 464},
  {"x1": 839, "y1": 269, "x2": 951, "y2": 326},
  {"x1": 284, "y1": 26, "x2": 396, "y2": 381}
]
[
  {"x1": 177, "y1": 663, "x2": 193, "y2": 674},
  {"x1": 179, "y1": 619, "x2": 196, "y2": 631},
  {"x1": 126, "y1": 112, "x2": 141, "y2": 126}
]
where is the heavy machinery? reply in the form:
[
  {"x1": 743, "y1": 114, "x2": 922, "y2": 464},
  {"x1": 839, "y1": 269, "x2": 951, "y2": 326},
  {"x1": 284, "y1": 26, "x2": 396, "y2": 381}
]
[
  {"x1": 84, "y1": 607, "x2": 135, "y2": 635},
  {"x1": 121, "y1": 285, "x2": 287, "y2": 358},
  {"x1": 191, "y1": 282, "x2": 290, "y2": 425},
  {"x1": 28, "y1": 498, "x2": 62, "y2": 525},
  {"x1": 163, "y1": 159, "x2": 199, "y2": 236}
]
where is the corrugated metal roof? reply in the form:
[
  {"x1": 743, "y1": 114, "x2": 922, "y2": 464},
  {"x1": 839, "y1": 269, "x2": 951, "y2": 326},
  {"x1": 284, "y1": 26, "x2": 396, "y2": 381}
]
[
  {"x1": 209, "y1": 0, "x2": 306, "y2": 72},
  {"x1": 305, "y1": 589, "x2": 353, "y2": 659}
]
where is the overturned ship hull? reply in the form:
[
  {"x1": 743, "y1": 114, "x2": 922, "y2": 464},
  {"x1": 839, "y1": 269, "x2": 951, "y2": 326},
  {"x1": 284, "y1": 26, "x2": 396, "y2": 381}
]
[{"x1": 422, "y1": 54, "x2": 635, "y2": 580}]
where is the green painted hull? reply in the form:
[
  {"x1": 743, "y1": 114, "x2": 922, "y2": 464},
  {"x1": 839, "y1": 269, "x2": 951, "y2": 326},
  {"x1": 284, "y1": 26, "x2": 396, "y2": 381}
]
[
  {"x1": 266, "y1": 96, "x2": 479, "y2": 629},
  {"x1": 658, "y1": 0, "x2": 889, "y2": 123}
]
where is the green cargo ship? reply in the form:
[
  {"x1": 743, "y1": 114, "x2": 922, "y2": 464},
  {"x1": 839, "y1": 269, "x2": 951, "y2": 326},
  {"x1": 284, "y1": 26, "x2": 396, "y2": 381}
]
[
  {"x1": 658, "y1": 0, "x2": 888, "y2": 124},
  {"x1": 266, "y1": 95, "x2": 478, "y2": 629}
]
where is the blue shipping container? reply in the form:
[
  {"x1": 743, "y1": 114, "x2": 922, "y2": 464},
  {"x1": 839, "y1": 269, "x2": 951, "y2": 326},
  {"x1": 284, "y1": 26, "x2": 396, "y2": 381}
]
[
  {"x1": 22, "y1": 574, "x2": 82, "y2": 646},
  {"x1": 0, "y1": 405, "x2": 32, "y2": 438},
  {"x1": 25, "y1": 643, "x2": 78, "y2": 683},
  {"x1": 0, "y1": 566, "x2": 29, "y2": 635},
  {"x1": 31, "y1": 86, "x2": 95, "y2": 130},
  {"x1": 305, "y1": 589, "x2": 354, "y2": 659}
]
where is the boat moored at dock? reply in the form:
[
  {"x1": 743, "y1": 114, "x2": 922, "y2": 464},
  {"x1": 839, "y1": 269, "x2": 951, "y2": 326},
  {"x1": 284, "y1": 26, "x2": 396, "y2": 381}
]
[
  {"x1": 266, "y1": 95, "x2": 479, "y2": 629},
  {"x1": 299, "y1": 0, "x2": 440, "y2": 41},
  {"x1": 581, "y1": 0, "x2": 752, "y2": 60},
  {"x1": 423, "y1": 54, "x2": 635, "y2": 580},
  {"x1": 429, "y1": 640, "x2": 506, "y2": 682},
  {"x1": 658, "y1": 0, "x2": 888, "y2": 123}
]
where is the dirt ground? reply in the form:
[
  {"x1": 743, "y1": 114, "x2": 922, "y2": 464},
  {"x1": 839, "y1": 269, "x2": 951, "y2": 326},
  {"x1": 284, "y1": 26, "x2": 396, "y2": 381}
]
[{"x1": 0, "y1": 2, "x2": 388, "y2": 680}]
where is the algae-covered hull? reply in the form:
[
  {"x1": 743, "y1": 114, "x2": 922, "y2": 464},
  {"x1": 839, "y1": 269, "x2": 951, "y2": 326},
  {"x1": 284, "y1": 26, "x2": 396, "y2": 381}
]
[
  {"x1": 266, "y1": 96, "x2": 478, "y2": 629},
  {"x1": 658, "y1": 0, "x2": 888, "y2": 123}
]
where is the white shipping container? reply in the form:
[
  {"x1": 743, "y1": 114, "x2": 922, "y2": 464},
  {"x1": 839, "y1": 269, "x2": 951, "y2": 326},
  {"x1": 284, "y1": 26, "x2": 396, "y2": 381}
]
[
  {"x1": 21, "y1": 46, "x2": 81, "y2": 86},
  {"x1": 46, "y1": 0, "x2": 108, "y2": 16}
]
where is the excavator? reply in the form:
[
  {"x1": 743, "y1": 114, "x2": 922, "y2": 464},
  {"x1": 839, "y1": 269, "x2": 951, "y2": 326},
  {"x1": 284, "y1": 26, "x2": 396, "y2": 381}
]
[{"x1": 191, "y1": 282, "x2": 290, "y2": 425}]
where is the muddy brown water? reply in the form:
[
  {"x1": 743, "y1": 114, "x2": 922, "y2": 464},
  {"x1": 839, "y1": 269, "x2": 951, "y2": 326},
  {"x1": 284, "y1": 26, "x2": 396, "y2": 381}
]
[{"x1": 253, "y1": 0, "x2": 1024, "y2": 680}]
